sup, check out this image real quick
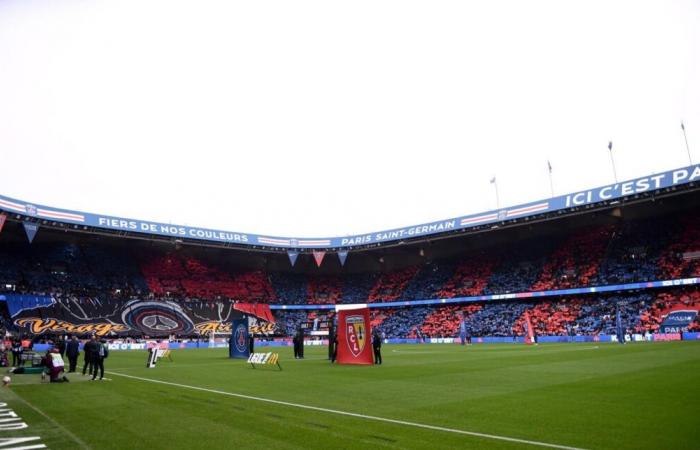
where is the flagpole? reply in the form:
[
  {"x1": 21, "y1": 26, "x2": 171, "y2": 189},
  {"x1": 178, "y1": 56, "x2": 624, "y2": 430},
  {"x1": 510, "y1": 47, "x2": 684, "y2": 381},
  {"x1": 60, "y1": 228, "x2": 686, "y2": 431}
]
[
  {"x1": 608, "y1": 141, "x2": 618, "y2": 183},
  {"x1": 491, "y1": 177, "x2": 500, "y2": 209},
  {"x1": 682, "y1": 122, "x2": 692, "y2": 165},
  {"x1": 548, "y1": 175, "x2": 554, "y2": 198}
]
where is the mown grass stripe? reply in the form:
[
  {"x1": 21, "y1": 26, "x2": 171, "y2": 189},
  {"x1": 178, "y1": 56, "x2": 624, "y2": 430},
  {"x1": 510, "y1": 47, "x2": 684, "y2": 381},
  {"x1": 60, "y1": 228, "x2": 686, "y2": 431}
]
[{"x1": 106, "y1": 370, "x2": 588, "y2": 450}]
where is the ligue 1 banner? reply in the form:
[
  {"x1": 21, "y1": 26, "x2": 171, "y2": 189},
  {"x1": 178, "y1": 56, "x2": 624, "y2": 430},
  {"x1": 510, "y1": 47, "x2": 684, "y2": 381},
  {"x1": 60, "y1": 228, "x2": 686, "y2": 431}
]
[{"x1": 336, "y1": 307, "x2": 373, "y2": 365}]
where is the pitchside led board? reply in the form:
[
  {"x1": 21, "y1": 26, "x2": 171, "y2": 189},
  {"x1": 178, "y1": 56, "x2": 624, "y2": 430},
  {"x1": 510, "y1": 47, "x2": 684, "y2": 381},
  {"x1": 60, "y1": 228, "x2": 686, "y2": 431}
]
[{"x1": 337, "y1": 307, "x2": 373, "y2": 365}]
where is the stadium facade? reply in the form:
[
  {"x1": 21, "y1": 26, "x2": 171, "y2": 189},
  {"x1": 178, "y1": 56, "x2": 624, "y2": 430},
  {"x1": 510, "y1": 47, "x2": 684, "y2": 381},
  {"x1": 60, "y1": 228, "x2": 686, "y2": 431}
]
[{"x1": 1, "y1": 164, "x2": 700, "y2": 342}]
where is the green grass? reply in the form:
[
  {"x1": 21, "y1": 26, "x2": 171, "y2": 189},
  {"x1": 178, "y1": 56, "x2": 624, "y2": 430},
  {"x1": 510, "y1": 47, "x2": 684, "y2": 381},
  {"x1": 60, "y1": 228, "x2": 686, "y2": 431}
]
[{"x1": 1, "y1": 342, "x2": 699, "y2": 449}]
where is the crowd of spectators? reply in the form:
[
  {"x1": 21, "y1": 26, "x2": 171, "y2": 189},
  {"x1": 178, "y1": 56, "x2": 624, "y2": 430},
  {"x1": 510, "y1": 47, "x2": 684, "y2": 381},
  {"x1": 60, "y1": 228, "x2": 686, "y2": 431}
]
[
  {"x1": 2, "y1": 212, "x2": 700, "y2": 340},
  {"x1": 277, "y1": 289, "x2": 699, "y2": 339},
  {"x1": 4, "y1": 214, "x2": 700, "y2": 307}
]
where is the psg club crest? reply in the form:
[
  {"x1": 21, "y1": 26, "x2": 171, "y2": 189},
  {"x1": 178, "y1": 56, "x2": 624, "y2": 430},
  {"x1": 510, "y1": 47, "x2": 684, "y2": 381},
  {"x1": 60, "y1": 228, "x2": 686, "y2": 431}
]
[
  {"x1": 345, "y1": 315, "x2": 366, "y2": 357},
  {"x1": 234, "y1": 324, "x2": 247, "y2": 353}
]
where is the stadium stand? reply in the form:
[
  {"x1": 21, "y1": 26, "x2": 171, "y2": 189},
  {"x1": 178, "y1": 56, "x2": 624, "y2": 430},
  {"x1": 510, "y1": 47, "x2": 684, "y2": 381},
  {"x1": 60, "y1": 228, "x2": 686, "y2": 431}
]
[
  {"x1": 141, "y1": 252, "x2": 276, "y2": 302},
  {"x1": 530, "y1": 226, "x2": 613, "y2": 291},
  {"x1": 368, "y1": 266, "x2": 420, "y2": 302},
  {"x1": 306, "y1": 275, "x2": 342, "y2": 305},
  {"x1": 437, "y1": 257, "x2": 495, "y2": 298},
  {"x1": 2, "y1": 208, "x2": 700, "y2": 339}
]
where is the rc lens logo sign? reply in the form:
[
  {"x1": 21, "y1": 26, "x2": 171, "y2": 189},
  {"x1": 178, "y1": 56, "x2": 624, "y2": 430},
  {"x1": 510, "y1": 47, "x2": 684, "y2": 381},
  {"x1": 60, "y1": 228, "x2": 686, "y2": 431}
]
[{"x1": 346, "y1": 315, "x2": 366, "y2": 357}]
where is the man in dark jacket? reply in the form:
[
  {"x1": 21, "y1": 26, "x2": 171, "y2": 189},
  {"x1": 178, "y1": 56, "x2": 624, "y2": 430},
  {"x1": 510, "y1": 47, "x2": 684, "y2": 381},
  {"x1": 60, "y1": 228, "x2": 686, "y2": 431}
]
[
  {"x1": 292, "y1": 330, "x2": 299, "y2": 359},
  {"x1": 82, "y1": 335, "x2": 97, "y2": 376},
  {"x1": 57, "y1": 335, "x2": 66, "y2": 358},
  {"x1": 296, "y1": 328, "x2": 304, "y2": 359},
  {"x1": 330, "y1": 334, "x2": 338, "y2": 363},
  {"x1": 91, "y1": 339, "x2": 108, "y2": 381},
  {"x1": 65, "y1": 335, "x2": 80, "y2": 373},
  {"x1": 11, "y1": 340, "x2": 22, "y2": 367},
  {"x1": 372, "y1": 330, "x2": 382, "y2": 365},
  {"x1": 327, "y1": 319, "x2": 335, "y2": 361}
]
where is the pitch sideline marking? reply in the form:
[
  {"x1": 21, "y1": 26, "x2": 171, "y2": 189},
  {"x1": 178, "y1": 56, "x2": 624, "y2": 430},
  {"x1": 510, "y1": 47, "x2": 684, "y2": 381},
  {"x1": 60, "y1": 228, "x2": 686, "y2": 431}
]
[
  {"x1": 106, "y1": 371, "x2": 587, "y2": 450},
  {"x1": 109, "y1": 358, "x2": 328, "y2": 372}
]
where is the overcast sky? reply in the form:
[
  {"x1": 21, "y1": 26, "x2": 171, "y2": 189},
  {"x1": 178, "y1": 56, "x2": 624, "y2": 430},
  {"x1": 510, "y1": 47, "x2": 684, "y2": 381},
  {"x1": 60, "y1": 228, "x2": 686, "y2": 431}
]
[{"x1": 1, "y1": 0, "x2": 699, "y2": 237}]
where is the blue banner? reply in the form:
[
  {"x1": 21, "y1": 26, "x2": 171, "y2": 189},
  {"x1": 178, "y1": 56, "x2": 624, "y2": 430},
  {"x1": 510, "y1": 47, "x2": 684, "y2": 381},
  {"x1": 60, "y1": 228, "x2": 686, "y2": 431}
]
[
  {"x1": 659, "y1": 310, "x2": 698, "y2": 333},
  {"x1": 229, "y1": 318, "x2": 250, "y2": 359},
  {"x1": 2, "y1": 294, "x2": 55, "y2": 317},
  {"x1": 2, "y1": 164, "x2": 700, "y2": 249},
  {"x1": 22, "y1": 222, "x2": 39, "y2": 243},
  {"x1": 287, "y1": 251, "x2": 299, "y2": 267}
]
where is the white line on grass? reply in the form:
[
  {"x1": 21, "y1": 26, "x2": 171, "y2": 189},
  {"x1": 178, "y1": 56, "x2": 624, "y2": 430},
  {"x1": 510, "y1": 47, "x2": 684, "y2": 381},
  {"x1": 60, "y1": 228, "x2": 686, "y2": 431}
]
[
  {"x1": 390, "y1": 350, "x2": 456, "y2": 354},
  {"x1": 106, "y1": 371, "x2": 587, "y2": 450},
  {"x1": 109, "y1": 358, "x2": 329, "y2": 371}
]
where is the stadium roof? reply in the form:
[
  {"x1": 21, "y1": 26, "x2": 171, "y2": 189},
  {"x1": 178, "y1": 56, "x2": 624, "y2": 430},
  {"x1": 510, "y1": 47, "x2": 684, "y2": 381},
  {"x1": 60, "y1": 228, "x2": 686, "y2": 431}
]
[{"x1": 2, "y1": 164, "x2": 699, "y2": 253}]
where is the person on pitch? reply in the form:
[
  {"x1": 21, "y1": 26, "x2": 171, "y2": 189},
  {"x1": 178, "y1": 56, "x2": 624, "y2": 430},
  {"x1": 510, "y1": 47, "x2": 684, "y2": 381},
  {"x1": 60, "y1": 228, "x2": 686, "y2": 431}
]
[
  {"x1": 327, "y1": 318, "x2": 336, "y2": 361},
  {"x1": 292, "y1": 330, "x2": 299, "y2": 359},
  {"x1": 57, "y1": 335, "x2": 67, "y2": 357},
  {"x1": 44, "y1": 347, "x2": 69, "y2": 383},
  {"x1": 65, "y1": 335, "x2": 80, "y2": 373},
  {"x1": 82, "y1": 335, "x2": 97, "y2": 376},
  {"x1": 91, "y1": 338, "x2": 109, "y2": 381},
  {"x1": 297, "y1": 327, "x2": 304, "y2": 359},
  {"x1": 331, "y1": 333, "x2": 338, "y2": 363},
  {"x1": 372, "y1": 330, "x2": 382, "y2": 365},
  {"x1": 11, "y1": 339, "x2": 22, "y2": 367}
]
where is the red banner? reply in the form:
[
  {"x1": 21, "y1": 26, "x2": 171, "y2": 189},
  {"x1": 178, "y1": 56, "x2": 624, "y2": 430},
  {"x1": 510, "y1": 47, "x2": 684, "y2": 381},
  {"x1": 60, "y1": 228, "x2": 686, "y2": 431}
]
[
  {"x1": 0, "y1": 214, "x2": 6, "y2": 234},
  {"x1": 313, "y1": 251, "x2": 325, "y2": 267},
  {"x1": 337, "y1": 308, "x2": 373, "y2": 365},
  {"x1": 234, "y1": 303, "x2": 275, "y2": 324},
  {"x1": 523, "y1": 311, "x2": 535, "y2": 345}
]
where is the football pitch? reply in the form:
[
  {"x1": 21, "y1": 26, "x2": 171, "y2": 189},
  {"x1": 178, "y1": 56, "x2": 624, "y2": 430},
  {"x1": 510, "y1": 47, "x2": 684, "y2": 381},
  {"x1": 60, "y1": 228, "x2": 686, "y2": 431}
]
[{"x1": 1, "y1": 342, "x2": 699, "y2": 449}]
